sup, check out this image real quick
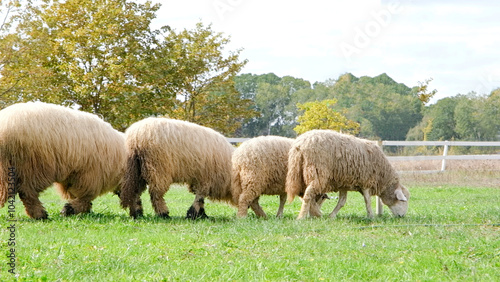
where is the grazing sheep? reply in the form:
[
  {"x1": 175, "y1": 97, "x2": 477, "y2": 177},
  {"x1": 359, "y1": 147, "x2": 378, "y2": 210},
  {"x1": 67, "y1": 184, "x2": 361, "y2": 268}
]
[
  {"x1": 0, "y1": 102, "x2": 126, "y2": 219},
  {"x1": 286, "y1": 130, "x2": 410, "y2": 219},
  {"x1": 232, "y1": 136, "x2": 329, "y2": 218},
  {"x1": 119, "y1": 117, "x2": 235, "y2": 219}
]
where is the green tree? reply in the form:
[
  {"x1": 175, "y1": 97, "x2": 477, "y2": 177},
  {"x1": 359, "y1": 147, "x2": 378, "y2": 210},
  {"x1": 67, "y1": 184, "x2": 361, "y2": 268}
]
[
  {"x1": 1, "y1": 1, "x2": 254, "y2": 133},
  {"x1": 325, "y1": 73, "x2": 423, "y2": 140},
  {"x1": 0, "y1": 0, "x2": 167, "y2": 130},
  {"x1": 409, "y1": 90, "x2": 500, "y2": 142},
  {"x1": 454, "y1": 92, "x2": 500, "y2": 141},
  {"x1": 482, "y1": 88, "x2": 500, "y2": 140},
  {"x1": 167, "y1": 23, "x2": 254, "y2": 133},
  {"x1": 427, "y1": 97, "x2": 459, "y2": 140},
  {"x1": 254, "y1": 82, "x2": 291, "y2": 135},
  {"x1": 454, "y1": 94, "x2": 480, "y2": 140},
  {"x1": 294, "y1": 99, "x2": 360, "y2": 135},
  {"x1": 234, "y1": 73, "x2": 311, "y2": 137}
]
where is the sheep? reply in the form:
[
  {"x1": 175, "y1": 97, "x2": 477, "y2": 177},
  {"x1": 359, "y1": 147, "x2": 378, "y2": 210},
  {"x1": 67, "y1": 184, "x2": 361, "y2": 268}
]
[
  {"x1": 0, "y1": 102, "x2": 126, "y2": 219},
  {"x1": 232, "y1": 135, "x2": 330, "y2": 218},
  {"x1": 119, "y1": 117, "x2": 235, "y2": 219},
  {"x1": 286, "y1": 129, "x2": 410, "y2": 219}
]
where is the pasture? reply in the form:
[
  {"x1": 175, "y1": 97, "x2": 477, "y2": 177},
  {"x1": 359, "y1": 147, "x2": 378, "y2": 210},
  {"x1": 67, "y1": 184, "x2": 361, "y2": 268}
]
[{"x1": 1, "y1": 175, "x2": 499, "y2": 281}]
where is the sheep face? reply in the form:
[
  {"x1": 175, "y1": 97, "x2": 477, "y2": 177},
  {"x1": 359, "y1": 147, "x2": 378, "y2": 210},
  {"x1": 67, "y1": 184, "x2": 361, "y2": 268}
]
[{"x1": 384, "y1": 184, "x2": 410, "y2": 217}]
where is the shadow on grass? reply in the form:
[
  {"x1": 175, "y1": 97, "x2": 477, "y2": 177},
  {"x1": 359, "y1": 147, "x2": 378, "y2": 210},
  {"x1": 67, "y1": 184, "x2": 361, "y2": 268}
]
[
  {"x1": 2, "y1": 209, "x2": 449, "y2": 227},
  {"x1": 6, "y1": 211, "x2": 239, "y2": 224}
]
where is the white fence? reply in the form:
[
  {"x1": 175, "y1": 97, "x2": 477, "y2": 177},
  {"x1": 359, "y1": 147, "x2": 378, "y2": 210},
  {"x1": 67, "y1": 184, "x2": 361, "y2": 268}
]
[{"x1": 382, "y1": 140, "x2": 500, "y2": 171}]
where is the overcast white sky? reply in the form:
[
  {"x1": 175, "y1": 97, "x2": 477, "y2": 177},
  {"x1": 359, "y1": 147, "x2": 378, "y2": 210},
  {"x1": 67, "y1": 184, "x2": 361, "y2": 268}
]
[{"x1": 152, "y1": 0, "x2": 500, "y2": 102}]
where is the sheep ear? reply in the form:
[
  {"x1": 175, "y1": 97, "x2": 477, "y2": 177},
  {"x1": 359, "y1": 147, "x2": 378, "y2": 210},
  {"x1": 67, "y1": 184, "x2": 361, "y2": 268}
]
[{"x1": 395, "y1": 188, "x2": 407, "y2": 202}]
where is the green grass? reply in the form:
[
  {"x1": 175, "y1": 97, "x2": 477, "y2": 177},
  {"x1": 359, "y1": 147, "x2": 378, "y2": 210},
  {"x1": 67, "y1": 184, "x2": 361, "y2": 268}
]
[{"x1": 1, "y1": 185, "x2": 499, "y2": 281}]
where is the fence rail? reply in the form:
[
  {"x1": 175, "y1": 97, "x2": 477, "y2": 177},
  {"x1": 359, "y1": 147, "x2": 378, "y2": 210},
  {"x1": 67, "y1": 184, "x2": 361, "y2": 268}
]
[
  {"x1": 382, "y1": 140, "x2": 500, "y2": 171},
  {"x1": 382, "y1": 140, "x2": 500, "y2": 147},
  {"x1": 387, "y1": 154, "x2": 500, "y2": 161}
]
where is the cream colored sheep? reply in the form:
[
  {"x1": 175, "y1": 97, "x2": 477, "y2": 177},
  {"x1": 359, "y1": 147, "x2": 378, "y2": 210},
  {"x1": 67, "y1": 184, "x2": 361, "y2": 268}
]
[
  {"x1": 0, "y1": 102, "x2": 126, "y2": 219},
  {"x1": 119, "y1": 117, "x2": 235, "y2": 219},
  {"x1": 286, "y1": 130, "x2": 410, "y2": 219},
  {"x1": 232, "y1": 135, "x2": 329, "y2": 218}
]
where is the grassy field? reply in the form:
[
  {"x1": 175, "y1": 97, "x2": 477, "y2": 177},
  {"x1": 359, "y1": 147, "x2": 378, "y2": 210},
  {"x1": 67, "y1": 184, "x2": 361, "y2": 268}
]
[{"x1": 1, "y1": 182, "x2": 499, "y2": 281}]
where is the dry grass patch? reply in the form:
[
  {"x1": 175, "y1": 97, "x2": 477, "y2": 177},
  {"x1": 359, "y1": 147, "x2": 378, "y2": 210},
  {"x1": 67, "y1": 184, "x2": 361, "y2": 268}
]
[{"x1": 391, "y1": 159, "x2": 500, "y2": 188}]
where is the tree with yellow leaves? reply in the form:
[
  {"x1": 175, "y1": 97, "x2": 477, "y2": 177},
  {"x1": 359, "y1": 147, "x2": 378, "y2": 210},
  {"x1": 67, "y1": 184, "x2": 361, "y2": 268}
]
[{"x1": 293, "y1": 99, "x2": 360, "y2": 135}]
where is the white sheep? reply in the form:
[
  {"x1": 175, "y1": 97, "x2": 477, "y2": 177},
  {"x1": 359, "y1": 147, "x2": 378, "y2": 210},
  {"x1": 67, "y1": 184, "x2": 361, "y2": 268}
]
[
  {"x1": 286, "y1": 130, "x2": 410, "y2": 219},
  {"x1": 0, "y1": 102, "x2": 125, "y2": 219},
  {"x1": 232, "y1": 135, "x2": 329, "y2": 218},
  {"x1": 119, "y1": 117, "x2": 235, "y2": 219}
]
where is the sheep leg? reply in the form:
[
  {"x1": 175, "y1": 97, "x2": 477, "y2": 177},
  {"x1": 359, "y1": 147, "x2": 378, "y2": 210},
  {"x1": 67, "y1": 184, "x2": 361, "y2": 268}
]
[
  {"x1": 308, "y1": 197, "x2": 322, "y2": 218},
  {"x1": 149, "y1": 185, "x2": 170, "y2": 218},
  {"x1": 237, "y1": 191, "x2": 265, "y2": 218},
  {"x1": 297, "y1": 182, "x2": 318, "y2": 220},
  {"x1": 125, "y1": 195, "x2": 144, "y2": 218},
  {"x1": 249, "y1": 197, "x2": 267, "y2": 218},
  {"x1": 362, "y1": 189, "x2": 374, "y2": 219},
  {"x1": 329, "y1": 190, "x2": 347, "y2": 218},
  {"x1": 18, "y1": 188, "x2": 48, "y2": 220},
  {"x1": 132, "y1": 197, "x2": 144, "y2": 218},
  {"x1": 61, "y1": 198, "x2": 92, "y2": 216},
  {"x1": 276, "y1": 194, "x2": 286, "y2": 218},
  {"x1": 129, "y1": 190, "x2": 145, "y2": 219},
  {"x1": 316, "y1": 193, "x2": 329, "y2": 208},
  {"x1": 237, "y1": 191, "x2": 253, "y2": 218},
  {"x1": 186, "y1": 194, "x2": 208, "y2": 220}
]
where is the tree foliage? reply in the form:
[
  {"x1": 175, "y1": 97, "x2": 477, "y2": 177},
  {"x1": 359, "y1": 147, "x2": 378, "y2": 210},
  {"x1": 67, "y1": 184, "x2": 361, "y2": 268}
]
[
  {"x1": 0, "y1": 0, "x2": 254, "y2": 133},
  {"x1": 294, "y1": 99, "x2": 360, "y2": 135},
  {"x1": 166, "y1": 23, "x2": 255, "y2": 134},
  {"x1": 416, "y1": 78, "x2": 438, "y2": 105},
  {"x1": 407, "y1": 89, "x2": 500, "y2": 141},
  {"x1": 234, "y1": 72, "x2": 425, "y2": 139},
  {"x1": 1, "y1": 0, "x2": 167, "y2": 130},
  {"x1": 234, "y1": 73, "x2": 311, "y2": 137},
  {"x1": 312, "y1": 73, "x2": 423, "y2": 140}
]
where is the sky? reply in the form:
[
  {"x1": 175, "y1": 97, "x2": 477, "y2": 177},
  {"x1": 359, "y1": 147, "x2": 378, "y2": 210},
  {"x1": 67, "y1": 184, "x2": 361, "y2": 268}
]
[{"x1": 152, "y1": 0, "x2": 500, "y2": 102}]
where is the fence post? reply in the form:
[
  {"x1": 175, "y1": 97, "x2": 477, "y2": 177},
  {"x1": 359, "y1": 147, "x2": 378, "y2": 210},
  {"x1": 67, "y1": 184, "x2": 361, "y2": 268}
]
[{"x1": 441, "y1": 141, "x2": 449, "y2": 171}]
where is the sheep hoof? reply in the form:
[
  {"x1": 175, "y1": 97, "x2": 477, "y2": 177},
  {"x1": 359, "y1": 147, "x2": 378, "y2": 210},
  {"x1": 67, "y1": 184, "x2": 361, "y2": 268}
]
[
  {"x1": 198, "y1": 208, "x2": 208, "y2": 219},
  {"x1": 32, "y1": 210, "x2": 49, "y2": 220},
  {"x1": 186, "y1": 206, "x2": 208, "y2": 220},
  {"x1": 130, "y1": 209, "x2": 144, "y2": 219},
  {"x1": 158, "y1": 212, "x2": 170, "y2": 219},
  {"x1": 40, "y1": 210, "x2": 49, "y2": 220},
  {"x1": 60, "y1": 203, "x2": 75, "y2": 216}
]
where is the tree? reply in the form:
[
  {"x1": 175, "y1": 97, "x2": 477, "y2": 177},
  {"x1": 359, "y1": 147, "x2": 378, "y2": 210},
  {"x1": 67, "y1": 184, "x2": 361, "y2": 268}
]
[
  {"x1": 454, "y1": 94, "x2": 480, "y2": 140},
  {"x1": 294, "y1": 99, "x2": 360, "y2": 135},
  {"x1": 416, "y1": 78, "x2": 438, "y2": 105},
  {"x1": 1, "y1": 1, "x2": 254, "y2": 134},
  {"x1": 324, "y1": 73, "x2": 423, "y2": 140},
  {"x1": 254, "y1": 82, "x2": 291, "y2": 135},
  {"x1": 0, "y1": 0, "x2": 167, "y2": 130},
  {"x1": 409, "y1": 89, "x2": 500, "y2": 142},
  {"x1": 482, "y1": 88, "x2": 500, "y2": 140},
  {"x1": 166, "y1": 23, "x2": 254, "y2": 133},
  {"x1": 454, "y1": 92, "x2": 500, "y2": 141},
  {"x1": 190, "y1": 81, "x2": 256, "y2": 135},
  {"x1": 426, "y1": 97, "x2": 459, "y2": 140},
  {"x1": 234, "y1": 73, "x2": 311, "y2": 137}
]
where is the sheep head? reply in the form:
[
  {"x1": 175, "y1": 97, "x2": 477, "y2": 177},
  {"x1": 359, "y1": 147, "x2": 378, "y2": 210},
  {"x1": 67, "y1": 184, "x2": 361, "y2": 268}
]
[{"x1": 382, "y1": 184, "x2": 410, "y2": 217}]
